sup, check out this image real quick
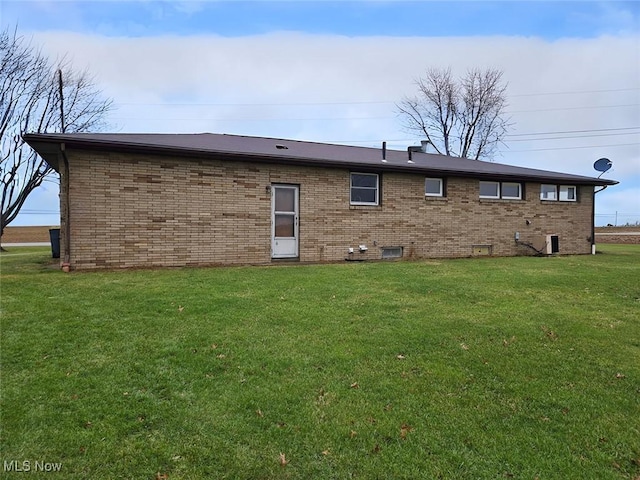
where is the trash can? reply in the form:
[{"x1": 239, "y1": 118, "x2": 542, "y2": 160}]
[{"x1": 49, "y1": 228, "x2": 60, "y2": 259}]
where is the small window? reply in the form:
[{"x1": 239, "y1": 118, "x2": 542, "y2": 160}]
[
  {"x1": 479, "y1": 181, "x2": 500, "y2": 199},
  {"x1": 559, "y1": 185, "x2": 576, "y2": 202},
  {"x1": 480, "y1": 181, "x2": 523, "y2": 200},
  {"x1": 541, "y1": 184, "x2": 558, "y2": 201},
  {"x1": 382, "y1": 246, "x2": 403, "y2": 259},
  {"x1": 425, "y1": 178, "x2": 443, "y2": 197},
  {"x1": 350, "y1": 173, "x2": 379, "y2": 205},
  {"x1": 502, "y1": 182, "x2": 522, "y2": 200}
]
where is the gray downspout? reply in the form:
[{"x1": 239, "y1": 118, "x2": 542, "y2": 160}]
[
  {"x1": 592, "y1": 184, "x2": 608, "y2": 255},
  {"x1": 60, "y1": 143, "x2": 71, "y2": 271},
  {"x1": 591, "y1": 187, "x2": 596, "y2": 255}
]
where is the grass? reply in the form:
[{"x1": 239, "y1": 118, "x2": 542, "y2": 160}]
[{"x1": 1, "y1": 245, "x2": 639, "y2": 479}]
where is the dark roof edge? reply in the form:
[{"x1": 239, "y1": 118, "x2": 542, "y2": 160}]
[{"x1": 22, "y1": 133, "x2": 619, "y2": 186}]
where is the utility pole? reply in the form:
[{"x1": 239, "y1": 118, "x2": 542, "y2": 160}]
[{"x1": 57, "y1": 69, "x2": 65, "y2": 133}]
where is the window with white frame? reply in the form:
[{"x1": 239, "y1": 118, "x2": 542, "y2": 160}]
[
  {"x1": 541, "y1": 184, "x2": 577, "y2": 202},
  {"x1": 540, "y1": 184, "x2": 557, "y2": 201},
  {"x1": 479, "y1": 181, "x2": 500, "y2": 199},
  {"x1": 480, "y1": 181, "x2": 523, "y2": 200},
  {"x1": 350, "y1": 173, "x2": 379, "y2": 205},
  {"x1": 425, "y1": 178, "x2": 444, "y2": 197},
  {"x1": 501, "y1": 182, "x2": 522, "y2": 200},
  {"x1": 559, "y1": 185, "x2": 576, "y2": 201}
]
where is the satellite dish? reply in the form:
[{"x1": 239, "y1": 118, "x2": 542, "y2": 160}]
[{"x1": 594, "y1": 158, "x2": 612, "y2": 173}]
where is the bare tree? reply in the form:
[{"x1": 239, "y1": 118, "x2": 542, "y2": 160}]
[
  {"x1": 0, "y1": 26, "x2": 112, "y2": 247},
  {"x1": 397, "y1": 67, "x2": 510, "y2": 160}
]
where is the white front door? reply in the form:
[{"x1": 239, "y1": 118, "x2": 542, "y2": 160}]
[{"x1": 271, "y1": 184, "x2": 299, "y2": 258}]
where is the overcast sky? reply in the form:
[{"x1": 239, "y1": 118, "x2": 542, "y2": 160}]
[{"x1": 3, "y1": 0, "x2": 639, "y2": 226}]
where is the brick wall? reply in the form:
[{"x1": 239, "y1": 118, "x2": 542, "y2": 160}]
[{"x1": 63, "y1": 149, "x2": 594, "y2": 269}]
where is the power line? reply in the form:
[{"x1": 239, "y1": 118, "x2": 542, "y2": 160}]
[
  {"x1": 296, "y1": 138, "x2": 638, "y2": 153},
  {"x1": 506, "y1": 103, "x2": 639, "y2": 114},
  {"x1": 110, "y1": 101, "x2": 640, "y2": 122},
  {"x1": 502, "y1": 142, "x2": 639, "y2": 153},
  {"x1": 115, "y1": 100, "x2": 393, "y2": 107},
  {"x1": 595, "y1": 213, "x2": 640, "y2": 216},
  {"x1": 327, "y1": 127, "x2": 640, "y2": 145},
  {"x1": 508, "y1": 131, "x2": 640, "y2": 142},
  {"x1": 506, "y1": 126, "x2": 640, "y2": 137},
  {"x1": 114, "y1": 87, "x2": 640, "y2": 108},
  {"x1": 112, "y1": 102, "x2": 640, "y2": 115},
  {"x1": 109, "y1": 115, "x2": 393, "y2": 122},
  {"x1": 18, "y1": 211, "x2": 59, "y2": 215},
  {"x1": 510, "y1": 87, "x2": 640, "y2": 97}
]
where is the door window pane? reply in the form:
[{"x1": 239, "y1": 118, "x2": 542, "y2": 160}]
[
  {"x1": 275, "y1": 188, "x2": 295, "y2": 212},
  {"x1": 275, "y1": 214, "x2": 294, "y2": 237}
]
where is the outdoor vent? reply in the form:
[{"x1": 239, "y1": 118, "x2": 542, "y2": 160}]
[
  {"x1": 546, "y1": 235, "x2": 559, "y2": 254},
  {"x1": 381, "y1": 246, "x2": 403, "y2": 259},
  {"x1": 275, "y1": 144, "x2": 288, "y2": 150},
  {"x1": 472, "y1": 245, "x2": 493, "y2": 256}
]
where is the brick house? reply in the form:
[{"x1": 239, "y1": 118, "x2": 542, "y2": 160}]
[{"x1": 24, "y1": 132, "x2": 617, "y2": 270}]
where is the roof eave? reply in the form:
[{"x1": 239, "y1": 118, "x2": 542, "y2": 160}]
[
  {"x1": 22, "y1": 136, "x2": 62, "y2": 172},
  {"x1": 22, "y1": 133, "x2": 619, "y2": 186}
]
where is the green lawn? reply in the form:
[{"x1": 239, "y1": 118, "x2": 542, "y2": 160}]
[{"x1": 1, "y1": 246, "x2": 639, "y2": 479}]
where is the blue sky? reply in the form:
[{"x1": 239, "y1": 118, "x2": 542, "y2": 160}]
[
  {"x1": 4, "y1": 1, "x2": 639, "y2": 38},
  {"x1": 2, "y1": 0, "x2": 639, "y2": 227}
]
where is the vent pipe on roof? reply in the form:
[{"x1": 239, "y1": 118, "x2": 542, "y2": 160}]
[
  {"x1": 407, "y1": 145, "x2": 421, "y2": 162},
  {"x1": 421, "y1": 140, "x2": 431, "y2": 153},
  {"x1": 382, "y1": 141, "x2": 386, "y2": 160}
]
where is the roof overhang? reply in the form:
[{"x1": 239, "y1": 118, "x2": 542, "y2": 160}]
[{"x1": 22, "y1": 132, "x2": 619, "y2": 187}]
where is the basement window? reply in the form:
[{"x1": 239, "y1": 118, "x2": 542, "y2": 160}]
[
  {"x1": 382, "y1": 247, "x2": 403, "y2": 259},
  {"x1": 350, "y1": 173, "x2": 379, "y2": 206}
]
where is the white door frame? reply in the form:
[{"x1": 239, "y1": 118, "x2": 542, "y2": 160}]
[{"x1": 271, "y1": 184, "x2": 299, "y2": 258}]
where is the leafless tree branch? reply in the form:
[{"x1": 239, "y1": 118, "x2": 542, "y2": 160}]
[
  {"x1": 0, "y1": 25, "x2": 113, "y2": 247},
  {"x1": 397, "y1": 67, "x2": 511, "y2": 161}
]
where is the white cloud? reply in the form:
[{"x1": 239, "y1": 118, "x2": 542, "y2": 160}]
[{"x1": 19, "y1": 29, "x2": 640, "y2": 225}]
